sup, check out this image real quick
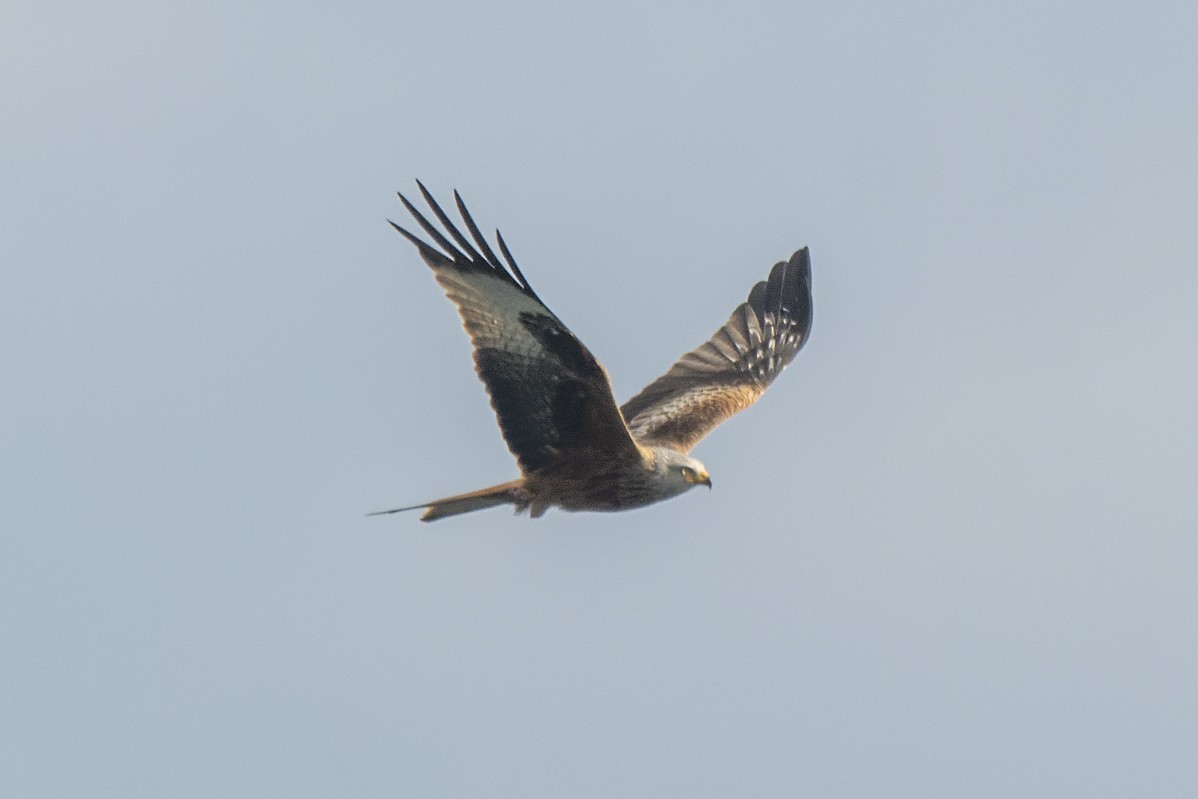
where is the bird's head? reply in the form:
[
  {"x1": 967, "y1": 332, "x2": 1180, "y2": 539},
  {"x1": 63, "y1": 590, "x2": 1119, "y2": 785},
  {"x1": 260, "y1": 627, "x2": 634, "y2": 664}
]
[{"x1": 652, "y1": 448, "x2": 712, "y2": 496}]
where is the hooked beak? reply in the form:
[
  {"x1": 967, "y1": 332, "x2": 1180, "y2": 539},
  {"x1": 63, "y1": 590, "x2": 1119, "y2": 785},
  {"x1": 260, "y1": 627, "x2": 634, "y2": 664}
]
[{"x1": 691, "y1": 470, "x2": 712, "y2": 489}]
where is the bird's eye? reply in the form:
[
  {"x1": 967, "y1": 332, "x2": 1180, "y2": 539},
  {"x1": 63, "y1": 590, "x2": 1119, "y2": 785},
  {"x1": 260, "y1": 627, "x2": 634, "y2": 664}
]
[{"x1": 680, "y1": 466, "x2": 694, "y2": 479}]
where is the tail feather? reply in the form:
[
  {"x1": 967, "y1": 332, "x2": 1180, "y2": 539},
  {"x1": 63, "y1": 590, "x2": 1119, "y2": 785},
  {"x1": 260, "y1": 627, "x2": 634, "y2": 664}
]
[{"x1": 368, "y1": 479, "x2": 523, "y2": 522}]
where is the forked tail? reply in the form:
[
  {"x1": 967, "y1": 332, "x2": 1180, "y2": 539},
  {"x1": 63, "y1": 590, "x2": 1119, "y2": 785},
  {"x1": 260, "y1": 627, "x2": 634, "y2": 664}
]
[{"x1": 368, "y1": 479, "x2": 524, "y2": 522}]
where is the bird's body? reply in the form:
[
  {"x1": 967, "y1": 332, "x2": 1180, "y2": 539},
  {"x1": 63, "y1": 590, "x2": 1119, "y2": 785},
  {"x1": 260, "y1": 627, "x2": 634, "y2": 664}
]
[{"x1": 372, "y1": 184, "x2": 812, "y2": 521}]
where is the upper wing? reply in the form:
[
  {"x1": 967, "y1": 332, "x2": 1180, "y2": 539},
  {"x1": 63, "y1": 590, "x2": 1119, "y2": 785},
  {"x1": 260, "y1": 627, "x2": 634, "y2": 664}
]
[
  {"x1": 619, "y1": 248, "x2": 813, "y2": 453},
  {"x1": 391, "y1": 182, "x2": 642, "y2": 475}
]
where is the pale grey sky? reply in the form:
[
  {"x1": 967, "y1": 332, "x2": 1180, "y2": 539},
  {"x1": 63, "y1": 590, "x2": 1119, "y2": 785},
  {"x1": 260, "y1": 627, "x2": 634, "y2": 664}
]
[{"x1": 4, "y1": 1, "x2": 1197, "y2": 796}]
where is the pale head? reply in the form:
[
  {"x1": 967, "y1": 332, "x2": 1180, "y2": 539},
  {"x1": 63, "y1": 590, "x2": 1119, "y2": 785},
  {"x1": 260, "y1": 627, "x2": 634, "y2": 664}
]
[{"x1": 649, "y1": 447, "x2": 712, "y2": 500}]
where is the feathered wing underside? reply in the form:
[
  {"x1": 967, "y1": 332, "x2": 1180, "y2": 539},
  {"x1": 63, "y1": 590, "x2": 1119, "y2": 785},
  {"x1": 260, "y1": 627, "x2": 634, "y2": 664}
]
[
  {"x1": 620, "y1": 248, "x2": 813, "y2": 453},
  {"x1": 391, "y1": 183, "x2": 642, "y2": 475}
]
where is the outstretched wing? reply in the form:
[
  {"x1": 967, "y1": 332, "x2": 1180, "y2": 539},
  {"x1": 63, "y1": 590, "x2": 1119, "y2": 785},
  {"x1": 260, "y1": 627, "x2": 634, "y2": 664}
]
[
  {"x1": 620, "y1": 248, "x2": 812, "y2": 453},
  {"x1": 391, "y1": 182, "x2": 642, "y2": 475}
]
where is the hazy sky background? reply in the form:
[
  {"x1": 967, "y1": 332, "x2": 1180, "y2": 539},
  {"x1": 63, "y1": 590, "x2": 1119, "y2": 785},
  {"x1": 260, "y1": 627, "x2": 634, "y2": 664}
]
[{"x1": 4, "y1": 1, "x2": 1197, "y2": 796}]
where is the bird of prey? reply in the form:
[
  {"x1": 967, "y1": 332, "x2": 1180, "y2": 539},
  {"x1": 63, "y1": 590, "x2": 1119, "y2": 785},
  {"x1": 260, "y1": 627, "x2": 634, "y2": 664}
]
[{"x1": 372, "y1": 183, "x2": 813, "y2": 521}]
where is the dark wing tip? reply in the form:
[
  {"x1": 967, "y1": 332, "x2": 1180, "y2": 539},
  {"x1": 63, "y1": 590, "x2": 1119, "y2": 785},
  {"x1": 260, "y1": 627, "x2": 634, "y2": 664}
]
[
  {"x1": 783, "y1": 247, "x2": 813, "y2": 338},
  {"x1": 753, "y1": 247, "x2": 812, "y2": 330},
  {"x1": 397, "y1": 187, "x2": 431, "y2": 225},
  {"x1": 786, "y1": 247, "x2": 812, "y2": 301},
  {"x1": 453, "y1": 189, "x2": 506, "y2": 273},
  {"x1": 391, "y1": 181, "x2": 537, "y2": 298},
  {"x1": 494, "y1": 227, "x2": 537, "y2": 296},
  {"x1": 387, "y1": 218, "x2": 452, "y2": 267},
  {"x1": 746, "y1": 279, "x2": 768, "y2": 310},
  {"x1": 734, "y1": 246, "x2": 813, "y2": 381}
]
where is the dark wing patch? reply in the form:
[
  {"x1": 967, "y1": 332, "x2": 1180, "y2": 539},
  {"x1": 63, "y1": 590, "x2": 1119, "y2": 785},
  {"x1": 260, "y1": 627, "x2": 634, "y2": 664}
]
[
  {"x1": 620, "y1": 248, "x2": 813, "y2": 453},
  {"x1": 392, "y1": 183, "x2": 642, "y2": 474}
]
